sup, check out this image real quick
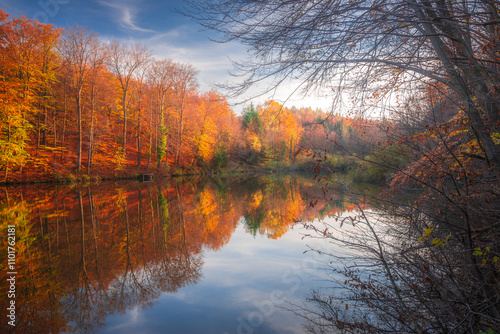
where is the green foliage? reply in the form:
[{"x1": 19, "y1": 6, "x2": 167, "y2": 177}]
[
  {"x1": 333, "y1": 120, "x2": 344, "y2": 136},
  {"x1": 346, "y1": 143, "x2": 412, "y2": 183},
  {"x1": 242, "y1": 104, "x2": 262, "y2": 132},
  {"x1": 278, "y1": 140, "x2": 288, "y2": 161},
  {"x1": 157, "y1": 125, "x2": 169, "y2": 164},
  {"x1": 324, "y1": 154, "x2": 359, "y2": 173},
  {"x1": 158, "y1": 191, "x2": 171, "y2": 229},
  {"x1": 212, "y1": 145, "x2": 228, "y2": 169},
  {"x1": 347, "y1": 158, "x2": 388, "y2": 183},
  {"x1": 478, "y1": 329, "x2": 495, "y2": 334},
  {"x1": 243, "y1": 208, "x2": 265, "y2": 237}
]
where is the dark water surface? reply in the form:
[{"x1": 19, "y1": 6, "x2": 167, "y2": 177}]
[{"x1": 0, "y1": 174, "x2": 368, "y2": 333}]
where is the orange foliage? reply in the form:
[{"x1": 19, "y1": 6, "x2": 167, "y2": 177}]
[{"x1": 0, "y1": 9, "x2": 387, "y2": 183}]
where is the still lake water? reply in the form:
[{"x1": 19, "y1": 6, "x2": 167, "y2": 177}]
[{"x1": 0, "y1": 174, "x2": 371, "y2": 333}]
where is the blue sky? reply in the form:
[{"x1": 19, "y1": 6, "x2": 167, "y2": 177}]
[{"x1": 1, "y1": 0, "x2": 334, "y2": 112}]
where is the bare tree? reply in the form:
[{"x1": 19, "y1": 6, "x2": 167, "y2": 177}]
[
  {"x1": 183, "y1": 0, "x2": 500, "y2": 166},
  {"x1": 106, "y1": 41, "x2": 151, "y2": 157}
]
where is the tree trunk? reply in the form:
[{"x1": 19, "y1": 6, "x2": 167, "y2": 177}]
[
  {"x1": 147, "y1": 95, "x2": 153, "y2": 171},
  {"x1": 53, "y1": 105, "x2": 57, "y2": 161},
  {"x1": 61, "y1": 81, "x2": 67, "y2": 160},
  {"x1": 37, "y1": 107, "x2": 41, "y2": 149},
  {"x1": 137, "y1": 85, "x2": 142, "y2": 168},
  {"x1": 43, "y1": 101, "x2": 47, "y2": 147},
  {"x1": 414, "y1": 5, "x2": 500, "y2": 167},
  {"x1": 78, "y1": 190, "x2": 85, "y2": 268},
  {"x1": 122, "y1": 91, "x2": 127, "y2": 155},
  {"x1": 175, "y1": 98, "x2": 185, "y2": 167},
  {"x1": 87, "y1": 84, "x2": 95, "y2": 175},
  {"x1": 76, "y1": 89, "x2": 82, "y2": 172}
]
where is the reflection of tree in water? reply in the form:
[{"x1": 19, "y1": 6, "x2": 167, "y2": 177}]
[
  {"x1": 0, "y1": 193, "x2": 65, "y2": 334},
  {"x1": 0, "y1": 175, "x2": 365, "y2": 333},
  {"x1": 241, "y1": 175, "x2": 302, "y2": 238},
  {"x1": 290, "y1": 175, "x2": 499, "y2": 333},
  {"x1": 0, "y1": 182, "x2": 206, "y2": 334},
  {"x1": 240, "y1": 174, "x2": 357, "y2": 239},
  {"x1": 60, "y1": 188, "x2": 203, "y2": 333}
]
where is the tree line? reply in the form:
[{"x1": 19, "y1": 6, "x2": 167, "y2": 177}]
[
  {"x1": 0, "y1": 10, "x2": 389, "y2": 183},
  {"x1": 0, "y1": 10, "x2": 237, "y2": 181}
]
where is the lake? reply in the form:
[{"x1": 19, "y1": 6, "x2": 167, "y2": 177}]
[{"x1": 0, "y1": 174, "x2": 374, "y2": 334}]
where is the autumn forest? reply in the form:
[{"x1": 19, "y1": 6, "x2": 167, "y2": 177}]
[{"x1": 0, "y1": 10, "x2": 386, "y2": 184}]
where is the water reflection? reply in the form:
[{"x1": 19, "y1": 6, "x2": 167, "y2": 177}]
[{"x1": 0, "y1": 174, "x2": 370, "y2": 333}]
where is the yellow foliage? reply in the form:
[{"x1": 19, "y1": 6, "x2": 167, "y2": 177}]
[
  {"x1": 249, "y1": 133, "x2": 262, "y2": 151},
  {"x1": 249, "y1": 190, "x2": 263, "y2": 210}
]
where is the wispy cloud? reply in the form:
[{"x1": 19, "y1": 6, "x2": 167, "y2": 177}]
[
  {"x1": 97, "y1": 0, "x2": 155, "y2": 33},
  {"x1": 106, "y1": 306, "x2": 143, "y2": 332}
]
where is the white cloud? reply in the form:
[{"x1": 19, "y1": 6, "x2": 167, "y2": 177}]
[
  {"x1": 94, "y1": 0, "x2": 336, "y2": 111},
  {"x1": 97, "y1": 0, "x2": 155, "y2": 33},
  {"x1": 105, "y1": 306, "x2": 143, "y2": 332}
]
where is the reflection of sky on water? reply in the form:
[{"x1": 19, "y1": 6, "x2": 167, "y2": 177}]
[
  {"x1": 101, "y1": 220, "x2": 330, "y2": 334},
  {"x1": 0, "y1": 175, "x2": 374, "y2": 334}
]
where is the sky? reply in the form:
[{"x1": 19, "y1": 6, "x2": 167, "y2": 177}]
[{"x1": 1, "y1": 0, "x2": 335, "y2": 113}]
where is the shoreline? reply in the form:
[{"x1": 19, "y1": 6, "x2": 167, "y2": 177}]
[{"x1": 0, "y1": 166, "x2": 311, "y2": 186}]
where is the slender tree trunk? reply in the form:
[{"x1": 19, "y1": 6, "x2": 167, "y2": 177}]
[
  {"x1": 55, "y1": 201, "x2": 59, "y2": 249},
  {"x1": 147, "y1": 185, "x2": 156, "y2": 257},
  {"x1": 175, "y1": 98, "x2": 185, "y2": 167},
  {"x1": 37, "y1": 107, "x2": 41, "y2": 149},
  {"x1": 39, "y1": 207, "x2": 45, "y2": 252},
  {"x1": 413, "y1": 6, "x2": 500, "y2": 167},
  {"x1": 5, "y1": 123, "x2": 10, "y2": 180},
  {"x1": 61, "y1": 82, "x2": 67, "y2": 160},
  {"x1": 43, "y1": 101, "x2": 47, "y2": 147},
  {"x1": 157, "y1": 100, "x2": 165, "y2": 171},
  {"x1": 155, "y1": 99, "x2": 159, "y2": 170},
  {"x1": 87, "y1": 83, "x2": 96, "y2": 175},
  {"x1": 137, "y1": 85, "x2": 142, "y2": 167},
  {"x1": 78, "y1": 189, "x2": 86, "y2": 270},
  {"x1": 53, "y1": 105, "x2": 57, "y2": 161},
  {"x1": 122, "y1": 91, "x2": 128, "y2": 155},
  {"x1": 138, "y1": 188, "x2": 146, "y2": 262},
  {"x1": 76, "y1": 89, "x2": 82, "y2": 172},
  {"x1": 147, "y1": 94, "x2": 153, "y2": 170},
  {"x1": 88, "y1": 186, "x2": 101, "y2": 281}
]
